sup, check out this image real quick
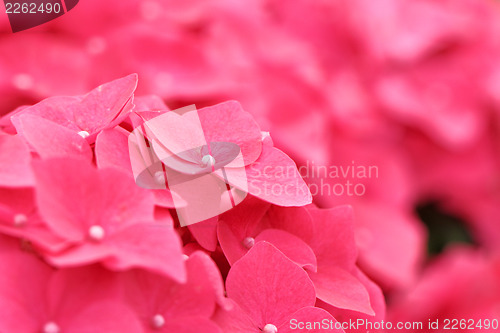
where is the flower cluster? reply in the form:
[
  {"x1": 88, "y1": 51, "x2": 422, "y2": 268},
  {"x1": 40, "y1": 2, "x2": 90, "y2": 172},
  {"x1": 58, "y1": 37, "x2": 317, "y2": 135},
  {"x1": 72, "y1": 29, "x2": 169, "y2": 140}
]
[
  {"x1": 0, "y1": 76, "x2": 381, "y2": 332},
  {"x1": 1, "y1": 0, "x2": 500, "y2": 332}
]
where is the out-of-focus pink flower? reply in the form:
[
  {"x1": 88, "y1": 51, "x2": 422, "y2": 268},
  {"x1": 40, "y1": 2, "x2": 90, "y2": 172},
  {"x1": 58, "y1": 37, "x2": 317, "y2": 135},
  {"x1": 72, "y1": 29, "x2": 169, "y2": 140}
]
[
  {"x1": 0, "y1": 235, "x2": 143, "y2": 333},
  {"x1": 365, "y1": 0, "x2": 500, "y2": 149},
  {"x1": 214, "y1": 241, "x2": 342, "y2": 333},
  {"x1": 32, "y1": 157, "x2": 186, "y2": 283},
  {"x1": 301, "y1": 137, "x2": 427, "y2": 290},
  {"x1": 0, "y1": 34, "x2": 92, "y2": 116},
  {"x1": 404, "y1": 130, "x2": 500, "y2": 251},
  {"x1": 387, "y1": 246, "x2": 500, "y2": 332}
]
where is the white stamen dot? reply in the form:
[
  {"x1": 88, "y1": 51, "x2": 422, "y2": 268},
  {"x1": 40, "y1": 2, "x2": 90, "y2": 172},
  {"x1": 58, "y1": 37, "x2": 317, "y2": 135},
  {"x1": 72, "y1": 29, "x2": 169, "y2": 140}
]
[
  {"x1": 12, "y1": 73, "x2": 34, "y2": 90},
  {"x1": 261, "y1": 131, "x2": 270, "y2": 140},
  {"x1": 201, "y1": 154, "x2": 216, "y2": 167},
  {"x1": 263, "y1": 323, "x2": 278, "y2": 333},
  {"x1": 88, "y1": 225, "x2": 105, "y2": 241},
  {"x1": 154, "y1": 171, "x2": 166, "y2": 185},
  {"x1": 182, "y1": 254, "x2": 189, "y2": 260},
  {"x1": 13, "y1": 214, "x2": 27, "y2": 227},
  {"x1": 242, "y1": 237, "x2": 255, "y2": 249},
  {"x1": 151, "y1": 314, "x2": 165, "y2": 329},
  {"x1": 78, "y1": 130, "x2": 90, "y2": 138},
  {"x1": 43, "y1": 322, "x2": 60, "y2": 333}
]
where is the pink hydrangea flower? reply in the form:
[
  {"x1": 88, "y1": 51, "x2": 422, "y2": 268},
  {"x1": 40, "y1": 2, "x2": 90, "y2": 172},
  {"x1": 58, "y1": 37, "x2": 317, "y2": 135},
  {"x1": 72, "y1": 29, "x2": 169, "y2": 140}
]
[
  {"x1": 0, "y1": 235, "x2": 143, "y2": 333},
  {"x1": 218, "y1": 204, "x2": 377, "y2": 316},
  {"x1": 32, "y1": 157, "x2": 186, "y2": 283},
  {"x1": 120, "y1": 251, "x2": 223, "y2": 332},
  {"x1": 10, "y1": 74, "x2": 138, "y2": 144},
  {"x1": 214, "y1": 241, "x2": 342, "y2": 333}
]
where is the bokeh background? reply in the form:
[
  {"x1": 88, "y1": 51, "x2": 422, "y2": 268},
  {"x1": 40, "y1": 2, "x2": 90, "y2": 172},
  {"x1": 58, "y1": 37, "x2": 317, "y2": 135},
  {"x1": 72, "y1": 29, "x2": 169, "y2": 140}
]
[{"x1": 1, "y1": 0, "x2": 500, "y2": 330}]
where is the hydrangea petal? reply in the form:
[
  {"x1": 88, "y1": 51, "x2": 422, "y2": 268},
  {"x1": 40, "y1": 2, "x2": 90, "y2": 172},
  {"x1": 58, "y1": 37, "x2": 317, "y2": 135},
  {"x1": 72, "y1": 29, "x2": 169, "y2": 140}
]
[
  {"x1": 226, "y1": 241, "x2": 316, "y2": 327},
  {"x1": 71, "y1": 74, "x2": 138, "y2": 134},
  {"x1": 197, "y1": 100, "x2": 262, "y2": 166},
  {"x1": 309, "y1": 266, "x2": 374, "y2": 315},
  {"x1": 15, "y1": 114, "x2": 92, "y2": 161},
  {"x1": 216, "y1": 144, "x2": 312, "y2": 206},
  {"x1": 0, "y1": 134, "x2": 34, "y2": 187},
  {"x1": 95, "y1": 128, "x2": 133, "y2": 175},
  {"x1": 33, "y1": 158, "x2": 155, "y2": 242},
  {"x1": 278, "y1": 307, "x2": 343, "y2": 333},
  {"x1": 255, "y1": 229, "x2": 317, "y2": 272}
]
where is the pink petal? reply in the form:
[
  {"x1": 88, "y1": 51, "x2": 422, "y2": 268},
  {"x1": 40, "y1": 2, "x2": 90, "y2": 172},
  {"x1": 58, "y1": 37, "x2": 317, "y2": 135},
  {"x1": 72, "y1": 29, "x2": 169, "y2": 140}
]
[
  {"x1": 0, "y1": 134, "x2": 34, "y2": 187},
  {"x1": 72, "y1": 74, "x2": 138, "y2": 134},
  {"x1": 146, "y1": 108, "x2": 208, "y2": 164},
  {"x1": 279, "y1": 307, "x2": 343, "y2": 333},
  {"x1": 226, "y1": 241, "x2": 316, "y2": 327},
  {"x1": 0, "y1": 105, "x2": 28, "y2": 134},
  {"x1": 47, "y1": 223, "x2": 186, "y2": 283},
  {"x1": 212, "y1": 299, "x2": 260, "y2": 333},
  {"x1": 95, "y1": 128, "x2": 133, "y2": 175},
  {"x1": 11, "y1": 96, "x2": 82, "y2": 131},
  {"x1": 308, "y1": 206, "x2": 357, "y2": 269},
  {"x1": 220, "y1": 145, "x2": 312, "y2": 206},
  {"x1": 309, "y1": 266, "x2": 374, "y2": 315},
  {"x1": 65, "y1": 301, "x2": 143, "y2": 333},
  {"x1": 188, "y1": 217, "x2": 219, "y2": 251},
  {"x1": 319, "y1": 268, "x2": 386, "y2": 332},
  {"x1": 158, "y1": 318, "x2": 222, "y2": 333},
  {"x1": 121, "y1": 251, "x2": 216, "y2": 322},
  {"x1": 217, "y1": 196, "x2": 271, "y2": 265},
  {"x1": 33, "y1": 158, "x2": 155, "y2": 242},
  {"x1": 258, "y1": 206, "x2": 315, "y2": 243},
  {"x1": 128, "y1": 126, "x2": 168, "y2": 190},
  {"x1": 104, "y1": 223, "x2": 186, "y2": 283},
  {"x1": 0, "y1": 189, "x2": 68, "y2": 252},
  {"x1": 47, "y1": 265, "x2": 123, "y2": 316},
  {"x1": 152, "y1": 189, "x2": 185, "y2": 208},
  {"x1": 46, "y1": 242, "x2": 114, "y2": 268},
  {"x1": 15, "y1": 114, "x2": 92, "y2": 161},
  {"x1": 0, "y1": 235, "x2": 52, "y2": 333},
  {"x1": 170, "y1": 173, "x2": 228, "y2": 226},
  {"x1": 197, "y1": 100, "x2": 262, "y2": 166},
  {"x1": 217, "y1": 220, "x2": 248, "y2": 265},
  {"x1": 255, "y1": 229, "x2": 317, "y2": 272},
  {"x1": 191, "y1": 251, "x2": 234, "y2": 311}
]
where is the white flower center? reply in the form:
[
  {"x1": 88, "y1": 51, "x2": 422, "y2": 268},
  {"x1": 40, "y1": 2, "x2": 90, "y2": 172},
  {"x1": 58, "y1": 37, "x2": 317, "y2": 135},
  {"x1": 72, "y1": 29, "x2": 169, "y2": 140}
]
[
  {"x1": 13, "y1": 214, "x2": 27, "y2": 227},
  {"x1": 151, "y1": 314, "x2": 165, "y2": 329},
  {"x1": 201, "y1": 154, "x2": 216, "y2": 167},
  {"x1": 88, "y1": 225, "x2": 105, "y2": 241},
  {"x1": 43, "y1": 322, "x2": 60, "y2": 333},
  {"x1": 154, "y1": 171, "x2": 166, "y2": 185},
  {"x1": 242, "y1": 237, "x2": 255, "y2": 249},
  {"x1": 182, "y1": 254, "x2": 189, "y2": 260},
  {"x1": 78, "y1": 130, "x2": 90, "y2": 138},
  {"x1": 263, "y1": 323, "x2": 278, "y2": 333}
]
